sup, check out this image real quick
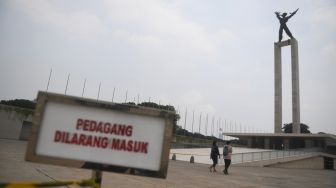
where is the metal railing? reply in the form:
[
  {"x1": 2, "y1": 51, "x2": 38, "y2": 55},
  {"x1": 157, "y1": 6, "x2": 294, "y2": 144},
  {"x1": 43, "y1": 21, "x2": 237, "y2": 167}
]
[
  {"x1": 170, "y1": 148, "x2": 319, "y2": 165},
  {"x1": 228, "y1": 150, "x2": 314, "y2": 164}
]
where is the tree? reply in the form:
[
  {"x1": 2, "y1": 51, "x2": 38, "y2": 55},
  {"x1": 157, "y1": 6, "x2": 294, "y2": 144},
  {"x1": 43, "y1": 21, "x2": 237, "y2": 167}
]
[
  {"x1": 137, "y1": 102, "x2": 180, "y2": 133},
  {"x1": 282, "y1": 123, "x2": 311, "y2": 133},
  {"x1": 0, "y1": 99, "x2": 36, "y2": 109}
]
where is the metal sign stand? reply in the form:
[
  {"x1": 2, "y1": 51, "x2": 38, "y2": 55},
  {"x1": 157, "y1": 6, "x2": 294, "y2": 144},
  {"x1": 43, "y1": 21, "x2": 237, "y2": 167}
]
[{"x1": 91, "y1": 170, "x2": 102, "y2": 188}]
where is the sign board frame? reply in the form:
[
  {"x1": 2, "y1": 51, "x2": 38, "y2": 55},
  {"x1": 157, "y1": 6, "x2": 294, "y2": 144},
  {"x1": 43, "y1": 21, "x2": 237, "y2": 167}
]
[{"x1": 26, "y1": 91, "x2": 175, "y2": 178}]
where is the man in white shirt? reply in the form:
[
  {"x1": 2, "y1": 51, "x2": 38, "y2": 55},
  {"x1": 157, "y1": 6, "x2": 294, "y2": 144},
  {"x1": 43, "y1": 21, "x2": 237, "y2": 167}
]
[{"x1": 223, "y1": 141, "x2": 233, "y2": 175}]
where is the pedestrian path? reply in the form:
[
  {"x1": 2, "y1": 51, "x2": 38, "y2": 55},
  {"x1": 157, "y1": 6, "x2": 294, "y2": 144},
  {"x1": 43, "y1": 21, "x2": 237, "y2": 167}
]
[{"x1": 1, "y1": 139, "x2": 335, "y2": 188}]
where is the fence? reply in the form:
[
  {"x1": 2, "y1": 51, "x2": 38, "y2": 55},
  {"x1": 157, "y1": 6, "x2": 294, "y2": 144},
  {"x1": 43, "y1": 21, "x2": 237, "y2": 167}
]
[
  {"x1": 170, "y1": 149, "x2": 318, "y2": 165},
  {"x1": 228, "y1": 150, "x2": 314, "y2": 164}
]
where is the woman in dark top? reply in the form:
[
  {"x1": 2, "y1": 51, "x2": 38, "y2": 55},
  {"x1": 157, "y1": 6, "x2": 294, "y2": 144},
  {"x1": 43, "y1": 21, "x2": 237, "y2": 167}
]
[{"x1": 209, "y1": 141, "x2": 220, "y2": 172}]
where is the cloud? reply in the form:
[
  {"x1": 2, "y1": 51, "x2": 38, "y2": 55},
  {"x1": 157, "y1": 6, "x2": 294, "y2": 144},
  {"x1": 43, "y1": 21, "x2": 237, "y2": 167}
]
[
  {"x1": 312, "y1": 6, "x2": 336, "y2": 29},
  {"x1": 322, "y1": 42, "x2": 336, "y2": 62},
  {"x1": 103, "y1": 0, "x2": 234, "y2": 62},
  {"x1": 213, "y1": 29, "x2": 237, "y2": 43},
  {"x1": 11, "y1": 0, "x2": 107, "y2": 41},
  {"x1": 112, "y1": 30, "x2": 162, "y2": 49},
  {"x1": 180, "y1": 90, "x2": 215, "y2": 115},
  {"x1": 10, "y1": 0, "x2": 238, "y2": 62}
]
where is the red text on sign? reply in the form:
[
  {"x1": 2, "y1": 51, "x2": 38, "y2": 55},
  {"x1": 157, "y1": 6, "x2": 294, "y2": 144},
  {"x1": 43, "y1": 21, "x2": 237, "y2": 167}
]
[{"x1": 76, "y1": 118, "x2": 133, "y2": 136}]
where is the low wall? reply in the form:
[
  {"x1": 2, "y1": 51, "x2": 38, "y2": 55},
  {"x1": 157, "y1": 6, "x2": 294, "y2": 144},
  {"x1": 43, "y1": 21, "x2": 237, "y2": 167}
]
[
  {"x1": 269, "y1": 156, "x2": 324, "y2": 169},
  {"x1": 0, "y1": 104, "x2": 34, "y2": 140},
  {"x1": 266, "y1": 155, "x2": 336, "y2": 170}
]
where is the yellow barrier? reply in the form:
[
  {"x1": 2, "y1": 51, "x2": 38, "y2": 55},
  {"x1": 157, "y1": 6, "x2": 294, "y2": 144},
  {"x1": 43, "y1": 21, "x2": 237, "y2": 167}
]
[{"x1": 0, "y1": 179, "x2": 99, "y2": 188}]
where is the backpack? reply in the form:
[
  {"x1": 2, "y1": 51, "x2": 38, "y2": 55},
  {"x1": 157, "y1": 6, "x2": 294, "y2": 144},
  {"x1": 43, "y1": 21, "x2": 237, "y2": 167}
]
[{"x1": 223, "y1": 145, "x2": 228, "y2": 156}]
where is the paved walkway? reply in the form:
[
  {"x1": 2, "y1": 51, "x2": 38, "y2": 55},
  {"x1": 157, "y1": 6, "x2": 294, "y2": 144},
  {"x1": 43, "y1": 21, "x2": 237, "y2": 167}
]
[{"x1": 0, "y1": 139, "x2": 335, "y2": 188}]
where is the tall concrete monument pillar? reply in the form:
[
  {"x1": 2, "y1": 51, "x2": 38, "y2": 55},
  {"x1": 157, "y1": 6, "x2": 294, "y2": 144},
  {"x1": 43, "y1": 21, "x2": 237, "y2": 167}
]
[
  {"x1": 274, "y1": 39, "x2": 300, "y2": 133},
  {"x1": 274, "y1": 40, "x2": 283, "y2": 133}
]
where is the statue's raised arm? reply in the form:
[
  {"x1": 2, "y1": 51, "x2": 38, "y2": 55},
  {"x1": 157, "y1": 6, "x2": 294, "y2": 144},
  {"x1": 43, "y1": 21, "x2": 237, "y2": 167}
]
[
  {"x1": 275, "y1": 11, "x2": 281, "y2": 20},
  {"x1": 288, "y1": 8, "x2": 299, "y2": 19}
]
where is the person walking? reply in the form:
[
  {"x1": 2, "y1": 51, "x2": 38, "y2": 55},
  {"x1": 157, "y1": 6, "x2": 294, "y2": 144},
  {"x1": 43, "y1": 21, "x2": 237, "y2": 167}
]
[
  {"x1": 223, "y1": 141, "x2": 233, "y2": 175},
  {"x1": 209, "y1": 141, "x2": 220, "y2": 172}
]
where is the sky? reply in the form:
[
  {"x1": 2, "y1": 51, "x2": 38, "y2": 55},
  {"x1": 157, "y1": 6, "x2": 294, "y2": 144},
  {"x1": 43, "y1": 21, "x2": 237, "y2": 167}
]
[{"x1": 0, "y1": 0, "x2": 335, "y2": 135}]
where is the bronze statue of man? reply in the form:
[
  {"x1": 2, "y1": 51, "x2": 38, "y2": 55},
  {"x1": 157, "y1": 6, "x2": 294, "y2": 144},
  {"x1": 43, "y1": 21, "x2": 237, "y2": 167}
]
[{"x1": 275, "y1": 8, "x2": 299, "y2": 42}]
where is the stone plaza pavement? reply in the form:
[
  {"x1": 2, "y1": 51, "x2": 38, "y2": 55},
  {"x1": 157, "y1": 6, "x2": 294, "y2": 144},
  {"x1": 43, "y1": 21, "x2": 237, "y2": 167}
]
[{"x1": 0, "y1": 139, "x2": 335, "y2": 188}]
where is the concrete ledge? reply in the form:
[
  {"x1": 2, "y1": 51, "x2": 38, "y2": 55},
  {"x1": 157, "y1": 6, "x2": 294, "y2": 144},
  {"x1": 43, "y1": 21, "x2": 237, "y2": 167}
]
[
  {"x1": 264, "y1": 153, "x2": 336, "y2": 170},
  {"x1": 233, "y1": 154, "x2": 316, "y2": 167},
  {"x1": 234, "y1": 152, "x2": 336, "y2": 169},
  {"x1": 274, "y1": 39, "x2": 291, "y2": 47}
]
